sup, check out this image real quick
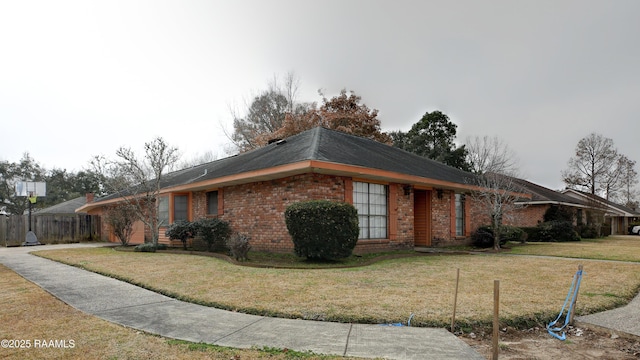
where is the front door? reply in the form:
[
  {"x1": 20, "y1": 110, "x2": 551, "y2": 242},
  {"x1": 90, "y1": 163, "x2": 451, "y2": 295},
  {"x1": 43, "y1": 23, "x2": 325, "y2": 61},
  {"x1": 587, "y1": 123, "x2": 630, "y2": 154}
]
[{"x1": 414, "y1": 190, "x2": 431, "y2": 246}]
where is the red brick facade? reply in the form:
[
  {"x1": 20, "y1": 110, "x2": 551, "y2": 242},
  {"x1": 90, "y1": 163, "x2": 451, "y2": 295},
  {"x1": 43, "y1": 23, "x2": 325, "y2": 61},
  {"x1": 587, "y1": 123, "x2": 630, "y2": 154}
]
[
  {"x1": 95, "y1": 172, "x2": 500, "y2": 251},
  {"x1": 177, "y1": 173, "x2": 479, "y2": 253}
]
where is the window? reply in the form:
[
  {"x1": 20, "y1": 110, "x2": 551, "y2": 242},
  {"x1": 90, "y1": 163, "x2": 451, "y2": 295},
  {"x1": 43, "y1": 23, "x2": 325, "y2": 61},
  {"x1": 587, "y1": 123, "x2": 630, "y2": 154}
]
[
  {"x1": 207, "y1": 191, "x2": 218, "y2": 215},
  {"x1": 174, "y1": 195, "x2": 188, "y2": 222},
  {"x1": 353, "y1": 181, "x2": 387, "y2": 239},
  {"x1": 455, "y1": 193, "x2": 465, "y2": 236},
  {"x1": 158, "y1": 196, "x2": 169, "y2": 226}
]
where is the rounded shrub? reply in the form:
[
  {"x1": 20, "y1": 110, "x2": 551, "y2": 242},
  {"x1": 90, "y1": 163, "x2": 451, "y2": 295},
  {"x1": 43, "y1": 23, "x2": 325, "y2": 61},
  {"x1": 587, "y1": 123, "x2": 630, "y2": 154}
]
[
  {"x1": 165, "y1": 220, "x2": 196, "y2": 249},
  {"x1": 284, "y1": 200, "x2": 359, "y2": 260},
  {"x1": 471, "y1": 225, "x2": 523, "y2": 248},
  {"x1": 528, "y1": 220, "x2": 580, "y2": 242},
  {"x1": 193, "y1": 218, "x2": 231, "y2": 252}
]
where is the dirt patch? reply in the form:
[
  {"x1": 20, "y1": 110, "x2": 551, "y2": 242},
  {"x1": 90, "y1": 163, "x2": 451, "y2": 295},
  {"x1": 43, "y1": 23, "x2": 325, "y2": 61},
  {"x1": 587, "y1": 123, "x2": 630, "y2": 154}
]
[{"x1": 461, "y1": 325, "x2": 640, "y2": 359}]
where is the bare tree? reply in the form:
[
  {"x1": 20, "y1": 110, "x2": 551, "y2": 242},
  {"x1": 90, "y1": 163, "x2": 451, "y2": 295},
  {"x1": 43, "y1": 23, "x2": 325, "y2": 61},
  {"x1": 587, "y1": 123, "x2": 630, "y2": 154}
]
[
  {"x1": 616, "y1": 157, "x2": 639, "y2": 208},
  {"x1": 92, "y1": 137, "x2": 179, "y2": 247},
  {"x1": 562, "y1": 133, "x2": 619, "y2": 195},
  {"x1": 103, "y1": 204, "x2": 137, "y2": 246},
  {"x1": 465, "y1": 135, "x2": 519, "y2": 175},
  {"x1": 175, "y1": 150, "x2": 218, "y2": 170},
  {"x1": 229, "y1": 71, "x2": 301, "y2": 152},
  {"x1": 465, "y1": 135, "x2": 522, "y2": 250},
  {"x1": 471, "y1": 173, "x2": 525, "y2": 250}
]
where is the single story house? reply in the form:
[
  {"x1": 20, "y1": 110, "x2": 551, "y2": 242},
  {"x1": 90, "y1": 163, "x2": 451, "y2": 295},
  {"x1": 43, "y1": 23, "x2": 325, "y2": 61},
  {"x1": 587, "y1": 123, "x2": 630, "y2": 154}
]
[
  {"x1": 508, "y1": 177, "x2": 589, "y2": 226},
  {"x1": 562, "y1": 189, "x2": 640, "y2": 235},
  {"x1": 79, "y1": 127, "x2": 522, "y2": 252}
]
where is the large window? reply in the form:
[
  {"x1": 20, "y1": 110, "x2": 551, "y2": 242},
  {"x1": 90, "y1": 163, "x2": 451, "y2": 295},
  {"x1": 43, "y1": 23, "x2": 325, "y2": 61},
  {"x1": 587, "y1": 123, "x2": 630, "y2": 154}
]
[
  {"x1": 353, "y1": 181, "x2": 387, "y2": 239},
  {"x1": 207, "y1": 191, "x2": 218, "y2": 215},
  {"x1": 158, "y1": 196, "x2": 169, "y2": 226},
  {"x1": 158, "y1": 194, "x2": 188, "y2": 226},
  {"x1": 455, "y1": 193, "x2": 465, "y2": 236},
  {"x1": 173, "y1": 195, "x2": 189, "y2": 222}
]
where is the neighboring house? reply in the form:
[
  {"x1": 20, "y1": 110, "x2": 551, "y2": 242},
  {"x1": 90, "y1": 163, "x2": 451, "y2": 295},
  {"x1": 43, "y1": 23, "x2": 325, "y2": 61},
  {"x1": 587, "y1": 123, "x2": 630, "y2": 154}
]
[
  {"x1": 78, "y1": 127, "x2": 516, "y2": 252},
  {"x1": 37, "y1": 195, "x2": 89, "y2": 215},
  {"x1": 562, "y1": 189, "x2": 640, "y2": 235},
  {"x1": 509, "y1": 177, "x2": 589, "y2": 227}
]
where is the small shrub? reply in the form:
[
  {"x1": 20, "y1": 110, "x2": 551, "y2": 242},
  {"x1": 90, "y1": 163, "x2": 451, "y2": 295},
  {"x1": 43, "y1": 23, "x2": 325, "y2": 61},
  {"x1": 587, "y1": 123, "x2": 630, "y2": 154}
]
[
  {"x1": 471, "y1": 226, "x2": 495, "y2": 248},
  {"x1": 471, "y1": 225, "x2": 523, "y2": 248},
  {"x1": 577, "y1": 224, "x2": 600, "y2": 239},
  {"x1": 165, "y1": 220, "x2": 196, "y2": 250},
  {"x1": 227, "y1": 233, "x2": 251, "y2": 261},
  {"x1": 193, "y1": 218, "x2": 232, "y2": 252},
  {"x1": 285, "y1": 200, "x2": 359, "y2": 260},
  {"x1": 156, "y1": 243, "x2": 168, "y2": 250},
  {"x1": 134, "y1": 243, "x2": 157, "y2": 252}
]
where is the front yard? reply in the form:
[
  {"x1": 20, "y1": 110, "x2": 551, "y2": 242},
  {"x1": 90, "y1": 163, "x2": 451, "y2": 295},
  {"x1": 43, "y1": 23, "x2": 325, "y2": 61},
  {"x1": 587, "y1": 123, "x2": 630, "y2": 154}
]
[{"x1": 35, "y1": 235, "x2": 640, "y2": 328}]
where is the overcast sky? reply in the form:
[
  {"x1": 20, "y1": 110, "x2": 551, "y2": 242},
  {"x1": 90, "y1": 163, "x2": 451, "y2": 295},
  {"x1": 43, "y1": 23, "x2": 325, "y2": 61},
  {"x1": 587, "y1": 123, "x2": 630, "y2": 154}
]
[{"x1": 1, "y1": 0, "x2": 639, "y2": 190}]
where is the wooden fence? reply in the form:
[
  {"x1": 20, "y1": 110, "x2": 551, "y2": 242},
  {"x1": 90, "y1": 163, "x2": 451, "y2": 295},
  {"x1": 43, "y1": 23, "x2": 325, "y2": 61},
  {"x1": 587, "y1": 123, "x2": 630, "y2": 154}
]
[{"x1": 0, "y1": 214, "x2": 101, "y2": 247}]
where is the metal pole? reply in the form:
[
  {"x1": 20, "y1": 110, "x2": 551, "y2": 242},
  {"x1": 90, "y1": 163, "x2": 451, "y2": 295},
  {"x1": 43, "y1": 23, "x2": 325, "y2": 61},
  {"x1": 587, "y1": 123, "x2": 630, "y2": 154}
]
[{"x1": 28, "y1": 198, "x2": 32, "y2": 231}]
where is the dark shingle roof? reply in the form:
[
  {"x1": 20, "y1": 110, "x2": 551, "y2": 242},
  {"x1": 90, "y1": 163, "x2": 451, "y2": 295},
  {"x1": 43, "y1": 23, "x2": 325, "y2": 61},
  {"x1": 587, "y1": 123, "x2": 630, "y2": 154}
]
[
  {"x1": 94, "y1": 127, "x2": 479, "y2": 204},
  {"x1": 565, "y1": 189, "x2": 640, "y2": 216},
  {"x1": 510, "y1": 178, "x2": 586, "y2": 205},
  {"x1": 36, "y1": 196, "x2": 87, "y2": 214},
  {"x1": 169, "y1": 126, "x2": 476, "y2": 185}
]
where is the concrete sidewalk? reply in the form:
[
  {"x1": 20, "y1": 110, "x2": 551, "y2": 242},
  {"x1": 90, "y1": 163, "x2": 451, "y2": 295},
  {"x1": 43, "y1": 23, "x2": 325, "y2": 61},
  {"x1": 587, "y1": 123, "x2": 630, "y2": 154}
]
[
  {"x1": 0, "y1": 244, "x2": 484, "y2": 360},
  {"x1": 576, "y1": 291, "x2": 640, "y2": 340}
]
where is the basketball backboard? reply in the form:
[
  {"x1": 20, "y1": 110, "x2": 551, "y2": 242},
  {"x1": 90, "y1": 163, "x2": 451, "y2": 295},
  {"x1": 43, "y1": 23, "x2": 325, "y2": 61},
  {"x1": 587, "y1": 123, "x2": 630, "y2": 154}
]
[{"x1": 15, "y1": 181, "x2": 47, "y2": 197}]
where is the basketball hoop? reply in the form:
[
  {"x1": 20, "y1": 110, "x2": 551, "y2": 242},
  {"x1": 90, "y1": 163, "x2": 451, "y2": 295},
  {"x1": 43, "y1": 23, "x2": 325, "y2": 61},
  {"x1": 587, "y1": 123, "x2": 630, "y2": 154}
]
[{"x1": 28, "y1": 191, "x2": 37, "y2": 204}]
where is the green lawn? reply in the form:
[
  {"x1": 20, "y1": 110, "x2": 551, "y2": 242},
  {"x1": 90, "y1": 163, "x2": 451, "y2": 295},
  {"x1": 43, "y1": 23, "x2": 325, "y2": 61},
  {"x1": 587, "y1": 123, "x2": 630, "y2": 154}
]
[
  {"x1": 509, "y1": 235, "x2": 640, "y2": 262},
  {"x1": 35, "y1": 236, "x2": 640, "y2": 330}
]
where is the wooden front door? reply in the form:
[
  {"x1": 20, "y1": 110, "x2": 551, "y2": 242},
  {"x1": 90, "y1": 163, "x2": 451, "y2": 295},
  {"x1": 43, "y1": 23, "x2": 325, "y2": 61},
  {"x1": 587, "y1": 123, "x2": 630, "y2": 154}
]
[{"x1": 414, "y1": 190, "x2": 432, "y2": 246}]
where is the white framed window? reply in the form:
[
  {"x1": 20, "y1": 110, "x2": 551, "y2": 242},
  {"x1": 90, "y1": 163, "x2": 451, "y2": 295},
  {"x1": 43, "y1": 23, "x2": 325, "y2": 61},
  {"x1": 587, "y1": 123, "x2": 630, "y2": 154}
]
[{"x1": 353, "y1": 181, "x2": 388, "y2": 239}]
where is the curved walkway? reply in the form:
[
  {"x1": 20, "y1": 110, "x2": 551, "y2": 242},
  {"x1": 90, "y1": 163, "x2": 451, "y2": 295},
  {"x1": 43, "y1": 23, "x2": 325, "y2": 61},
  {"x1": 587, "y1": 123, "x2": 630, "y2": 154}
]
[{"x1": 0, "y1": 244, "x2": 483, "y2": 360}]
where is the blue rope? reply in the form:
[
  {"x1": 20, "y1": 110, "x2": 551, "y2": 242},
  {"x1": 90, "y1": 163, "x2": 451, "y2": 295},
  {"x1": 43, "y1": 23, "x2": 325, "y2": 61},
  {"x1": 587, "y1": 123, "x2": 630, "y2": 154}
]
[
  {"x1": 547, "y1": 268, "x2": 583, "y2": 340},
  {"x1": 380, "y1": 313, "x2": 415, "y2": 327}
]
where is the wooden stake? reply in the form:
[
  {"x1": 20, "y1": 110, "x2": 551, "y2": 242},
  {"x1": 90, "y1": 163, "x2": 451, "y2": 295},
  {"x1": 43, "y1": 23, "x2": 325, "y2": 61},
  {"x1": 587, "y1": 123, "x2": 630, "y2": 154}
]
[
  {"x1": 492, "y1": 280, "x2": 500, "y2": 360},
  {"x1": 451, "y1": 268, "x2": 460, "y2": 333}
]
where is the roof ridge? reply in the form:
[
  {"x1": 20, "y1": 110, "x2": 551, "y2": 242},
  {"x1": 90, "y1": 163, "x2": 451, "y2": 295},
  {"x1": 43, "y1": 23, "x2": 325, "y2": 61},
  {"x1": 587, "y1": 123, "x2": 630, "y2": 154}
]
[{"x1": 307, "y1": 127, "x2": 322, "y2": 160}]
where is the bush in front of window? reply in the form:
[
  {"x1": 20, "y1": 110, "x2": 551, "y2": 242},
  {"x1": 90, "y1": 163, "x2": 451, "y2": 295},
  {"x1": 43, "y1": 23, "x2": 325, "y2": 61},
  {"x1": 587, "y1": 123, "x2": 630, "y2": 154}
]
[
  {"x1": 193, "y1": 218, "x2": 232, "y2": 252},
  {"x1": 165, "y1": 220, "x2": 196, "y2": 250},
  {"x1": 284, "y1": 200, "x2": 359, "y2": 261}
]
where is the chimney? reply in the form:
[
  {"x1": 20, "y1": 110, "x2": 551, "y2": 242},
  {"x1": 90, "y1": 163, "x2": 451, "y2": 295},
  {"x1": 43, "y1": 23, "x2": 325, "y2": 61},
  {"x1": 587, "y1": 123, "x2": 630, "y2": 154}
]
[{"x1": 86, "y1": 193, "x2": 95, "y2": 203}]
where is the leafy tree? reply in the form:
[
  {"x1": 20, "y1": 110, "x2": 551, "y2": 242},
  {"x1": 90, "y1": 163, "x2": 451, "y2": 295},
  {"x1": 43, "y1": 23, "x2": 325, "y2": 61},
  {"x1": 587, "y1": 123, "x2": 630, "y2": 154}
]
[
  {"x1": 263, "y1": 89, "x2": 392, "y2": 145},
  {"x1": 92, "y1": 137, "x2": 179, "y2": 247},
  {"x1": 391, "y1": 111, "x2": 469, "y2": 170},
  {"x1": 0, "y1": 153, "x2": 46, "y2": 215}
]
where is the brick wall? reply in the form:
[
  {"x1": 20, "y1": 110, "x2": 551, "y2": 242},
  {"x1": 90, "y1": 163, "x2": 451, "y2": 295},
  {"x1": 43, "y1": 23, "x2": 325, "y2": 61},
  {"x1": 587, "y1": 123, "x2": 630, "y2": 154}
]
[
  {"x1": 189, "y1": 174, "x2": 418, "y2": 253},
  {"x1": 215, "y1": 173, "x2": 345, "y2": 252},
  {"x1": 507, "y1": 205, "x2": 547, "y2": 227}
]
